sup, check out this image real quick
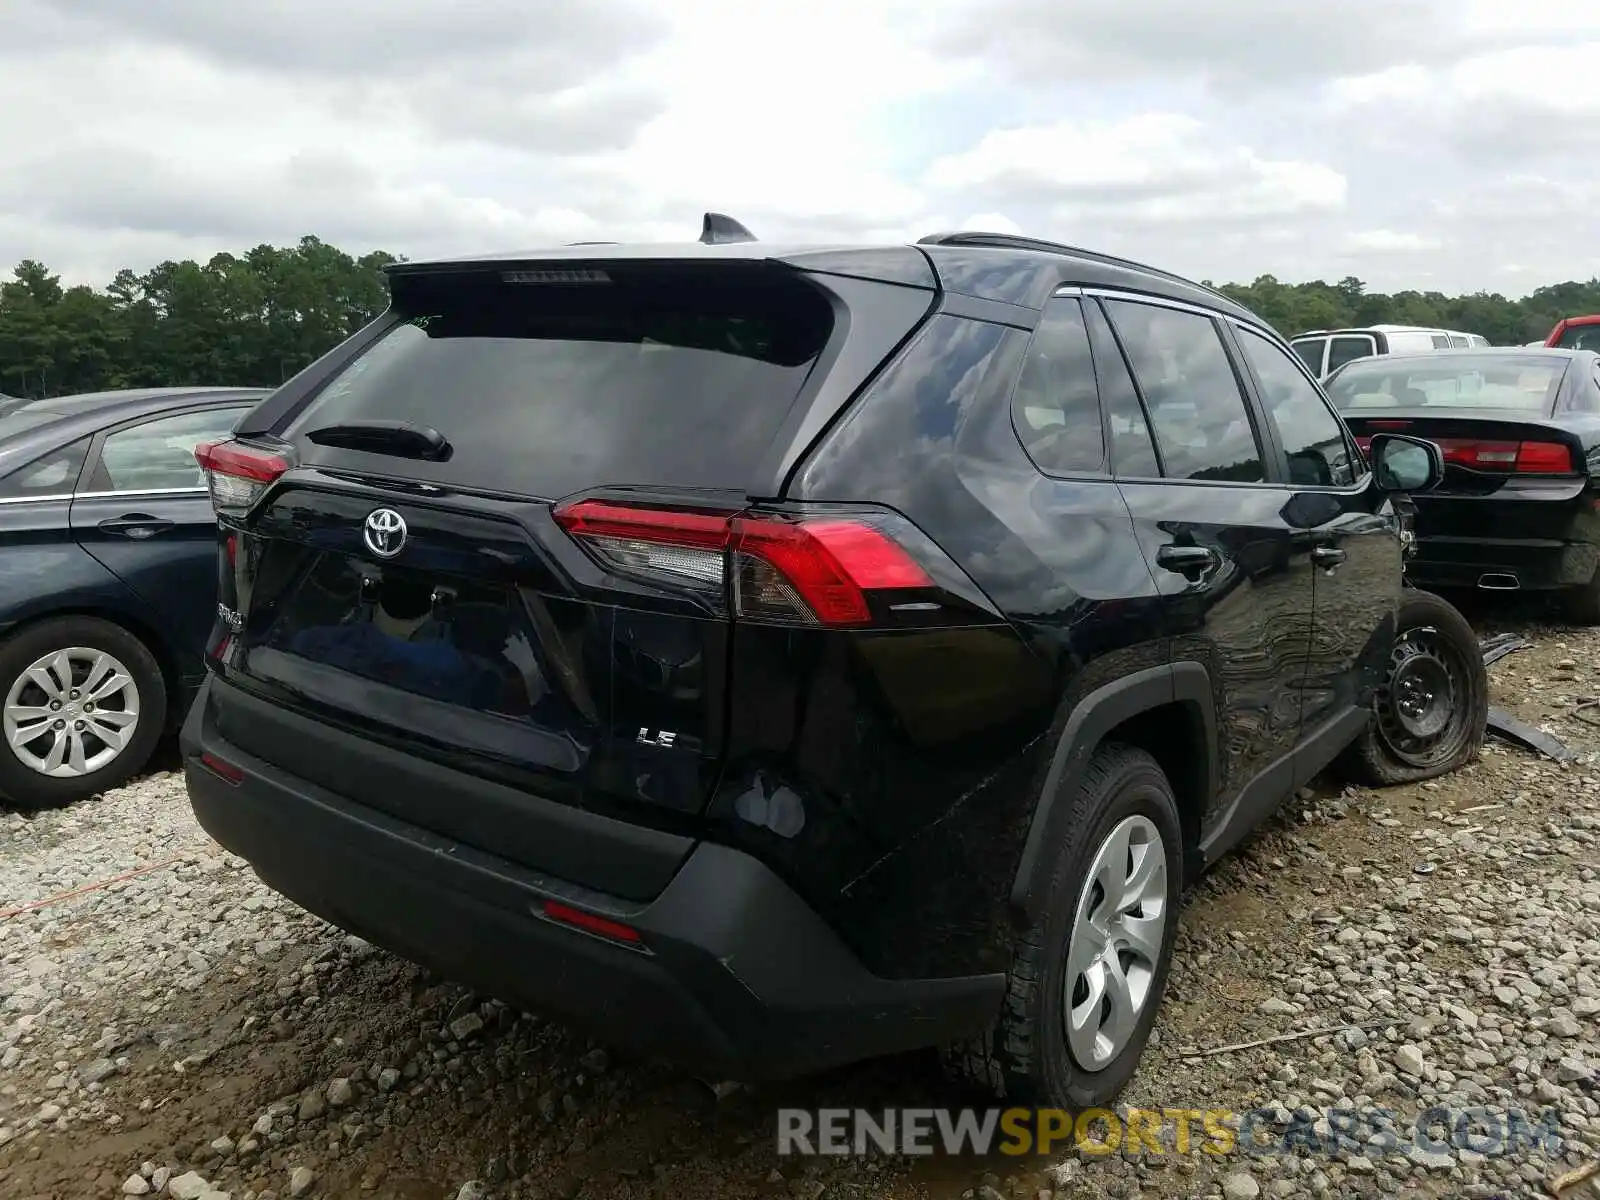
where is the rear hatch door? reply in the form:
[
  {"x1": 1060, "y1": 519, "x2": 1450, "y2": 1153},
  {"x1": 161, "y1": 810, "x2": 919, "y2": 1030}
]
[{"x1": 207, "y1": 260, "x2": 865, "y2": 865}]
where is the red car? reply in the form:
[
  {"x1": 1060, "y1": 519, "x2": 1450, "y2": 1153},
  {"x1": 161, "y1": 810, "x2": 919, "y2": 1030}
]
[{"x1": 1546, "y1": 314, "x2": 1600, "y2": 351}]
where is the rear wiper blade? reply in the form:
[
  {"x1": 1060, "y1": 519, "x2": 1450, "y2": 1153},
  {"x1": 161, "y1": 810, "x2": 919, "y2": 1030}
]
[{"x1": 304, "y1": 420, "x2": 452, "y2": 462}]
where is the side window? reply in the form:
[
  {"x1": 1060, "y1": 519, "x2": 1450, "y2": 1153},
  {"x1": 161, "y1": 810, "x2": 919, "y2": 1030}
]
[
  {"x1": 1292, "y1": 339, "x2": 1325, "y2": 375},
  {"x1": 0, "y1": 437, "x2": 91, "y2": 499},
  {"x1": 1102, "y1": 299, "x2": 1264, "y2": 483},
  {"x1": 1084, "y1": 301, "x2": 1160, "y2": 477},
  {"x1": 1327, "y1": 336, "x2": 1375, "y2": 373},
  {"x1": 91, "y1": 407, "x2": 251, "y2": 494},
  {"x1": 1011, "y1": 297, "x2": 1105, "y2": 475},
  {"x1": 1237, "y1": 327, "x2": 1357, "y2": 487}
]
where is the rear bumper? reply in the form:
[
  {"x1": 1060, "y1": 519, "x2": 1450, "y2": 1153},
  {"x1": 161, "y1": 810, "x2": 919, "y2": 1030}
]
[
  {"x1": 1406, "y1": 535, "x2": 1599, "y2": 591},
  {"x1": 180, "y1": 677, "x2": 1002, "y2": 1080}
]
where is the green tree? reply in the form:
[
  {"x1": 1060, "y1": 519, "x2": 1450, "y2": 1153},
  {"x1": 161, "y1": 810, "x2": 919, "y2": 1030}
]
[{"x1": 2, "y1": 239, "x2": 1599, "y2": 399}]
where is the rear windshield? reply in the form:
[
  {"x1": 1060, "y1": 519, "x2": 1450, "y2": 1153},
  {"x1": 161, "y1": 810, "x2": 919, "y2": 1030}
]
[
  {"x1": 285, "y1": 268, "x2": 835, "y2": 498},
  {"x1": 1326, "y1": 357, "x2": 1567, "y2": 414},
  {"x1": 1552, "y1": 322, "x2": 1600, "y2": 352}
]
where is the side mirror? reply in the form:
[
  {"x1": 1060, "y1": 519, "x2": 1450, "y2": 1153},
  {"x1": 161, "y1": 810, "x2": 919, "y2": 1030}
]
[{"x1": 1369, "y1": 433, "x2": 1443, "y2": 493}]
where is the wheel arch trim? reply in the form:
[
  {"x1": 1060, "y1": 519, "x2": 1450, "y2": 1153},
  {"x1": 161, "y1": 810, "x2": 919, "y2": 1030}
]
[{"x1": 1008, "y1": 662, "x2": 1216, "y2": 920}]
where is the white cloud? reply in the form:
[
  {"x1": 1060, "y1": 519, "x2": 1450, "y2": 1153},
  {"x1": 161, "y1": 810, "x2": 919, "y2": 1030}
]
[
  {"x1": 1342, "y1": 231, "x2": 1443, "y2": 254},
  {"x1": 957, "y1": 214, "x2": 1025, "y2": 236},
  {"x1": 925, "y1": 116, "x2": 1347, "y2": 223},
  {"x1": 0, "y1": 0, "x2": 1597, "y2": 295}
]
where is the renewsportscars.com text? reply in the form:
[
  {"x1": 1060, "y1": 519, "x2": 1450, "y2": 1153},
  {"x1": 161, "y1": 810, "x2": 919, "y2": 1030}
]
[{"x1": 775, "y1": 1105, "x2": 1566, "y2": 1160}]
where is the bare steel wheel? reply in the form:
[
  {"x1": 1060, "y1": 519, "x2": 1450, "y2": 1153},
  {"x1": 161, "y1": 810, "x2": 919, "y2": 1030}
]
[
  {"x1": 1063, "y1": 814, "x2": 1169, "y2": 1070},
  {"x1": 0, "y1": 617, "x2": 166, "y2": 811},
  {"x1": 1335, "y1": 588, "x2": 1487, "y2": 787},
  {"x1": 5, "y1": 647, "x2": 142, "y2": 777},
  {"x1": 1373, "y1": 625, "x2": 1474, "y2": 771}
]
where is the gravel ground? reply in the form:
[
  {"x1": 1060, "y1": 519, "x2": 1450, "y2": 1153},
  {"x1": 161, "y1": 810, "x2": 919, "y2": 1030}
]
[{"x1": 2, "y1": 601, "x2": 1598, "y2": 1200}]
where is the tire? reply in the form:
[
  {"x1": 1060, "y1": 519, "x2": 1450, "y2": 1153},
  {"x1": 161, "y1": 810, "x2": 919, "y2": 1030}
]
[
  {"x1": 1560, "y1": 564, "x2": 1600, "y2": 625},
  {"x1": 942, "y1": 743, "x2": 1183, "y2": 1109},
  {"x1": 1334, "y1": 588, "x2": 1487, "y2": 787},
  {"x1": 0, "y1": 616, "x2": 167, "y2": 811}
]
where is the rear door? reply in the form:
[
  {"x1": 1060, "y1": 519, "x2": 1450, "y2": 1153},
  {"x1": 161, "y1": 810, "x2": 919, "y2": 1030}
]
[
  {"x1": 209, "y1": 262, "x2": 894, "y2": 844},
  {"x1": 1097, "y1": 293, "x2": 1317, "y2": 835},
  {"x1": 69, "y1": 404, "x2": 255, "y2": 661}
]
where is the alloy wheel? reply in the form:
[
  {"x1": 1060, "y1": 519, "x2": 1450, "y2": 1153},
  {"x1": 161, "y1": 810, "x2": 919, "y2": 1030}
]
[{"x1": 3, "y1": 647, "x2": 142, "y2": 778}]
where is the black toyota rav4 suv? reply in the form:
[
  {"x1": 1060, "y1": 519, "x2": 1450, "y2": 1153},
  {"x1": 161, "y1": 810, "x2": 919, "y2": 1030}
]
[{"x1": 182, "y1": 221, "x2": 1485, "y2": 1107}]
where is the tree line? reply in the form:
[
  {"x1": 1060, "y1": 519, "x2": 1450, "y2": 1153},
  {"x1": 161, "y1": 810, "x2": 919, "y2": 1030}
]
[{"x1": 1, "y1": 236, "x2": 1596, "y2": 398}]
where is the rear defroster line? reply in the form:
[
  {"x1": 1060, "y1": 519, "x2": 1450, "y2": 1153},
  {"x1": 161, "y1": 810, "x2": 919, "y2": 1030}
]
[{"x1": 0, "y1": 844, "x2": 216, "y2": 921}]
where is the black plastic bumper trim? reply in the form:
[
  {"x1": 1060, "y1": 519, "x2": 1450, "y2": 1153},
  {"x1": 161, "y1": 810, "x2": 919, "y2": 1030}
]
[{"x1": 181, "y1": 679, "x2": 1004, "y2": 1080}]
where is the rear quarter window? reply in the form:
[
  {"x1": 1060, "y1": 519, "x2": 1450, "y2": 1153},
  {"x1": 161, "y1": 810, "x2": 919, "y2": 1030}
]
[{"x1": 286, "y1": 269, "x2": 836, "y2": 498}]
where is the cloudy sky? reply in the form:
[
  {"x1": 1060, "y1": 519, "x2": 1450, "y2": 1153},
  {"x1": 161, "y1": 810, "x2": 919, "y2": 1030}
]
[{"x1": 3, "y1": 0, "x2": 1599, "y2": 296}]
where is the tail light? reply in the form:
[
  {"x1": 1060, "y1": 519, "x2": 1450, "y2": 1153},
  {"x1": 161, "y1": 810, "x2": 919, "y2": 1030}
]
[
  {"x1": 553, "y1": 499, "x2": 940, "y2": 627},
  {"x1": 1431, "y1": 438, "x2": 1574, "y2": 474},
  {"x1": 194, "y1": 440, "x2": 291, "y2": 515},
  {"x1": 1508, "y1": 441, "x2": 1574, "y2": 473},
  {"x1": 1353, "y1": 436, "x2": 1573, "y2": 474}
]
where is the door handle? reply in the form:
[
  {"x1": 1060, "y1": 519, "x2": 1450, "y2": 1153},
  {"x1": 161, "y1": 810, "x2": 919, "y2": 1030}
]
[
  {"x1": 98, "y1": 514, "x2": 175, "y2": 539},
  {"x1": 1155, "y1": 544, "x2": 1218, "y2": 576},
  {"x1": 1311, "y1": 546, "x2": 1347, "y2": 569}
]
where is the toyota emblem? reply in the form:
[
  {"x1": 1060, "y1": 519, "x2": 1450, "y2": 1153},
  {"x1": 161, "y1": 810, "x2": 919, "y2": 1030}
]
[{"x1": 363, "y1": 508, "x2": 407, "y2": 558}]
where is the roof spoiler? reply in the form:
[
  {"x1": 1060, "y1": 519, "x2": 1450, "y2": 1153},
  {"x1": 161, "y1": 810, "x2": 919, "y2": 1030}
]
[{"x1": 700, "y1": 212, "x2": 756, "y2": 245}]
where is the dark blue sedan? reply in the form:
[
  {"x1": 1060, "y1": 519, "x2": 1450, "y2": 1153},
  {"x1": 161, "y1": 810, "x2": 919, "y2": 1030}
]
[{"x1": 0, "y1": 386, "x2": 267, "y2": 808}]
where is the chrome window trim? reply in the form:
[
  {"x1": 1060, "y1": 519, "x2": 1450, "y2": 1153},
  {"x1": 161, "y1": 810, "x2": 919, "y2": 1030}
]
[
  {"x1": 0, "y1": 492, "x2": 74, "y2": 506},
  {"x1": 0, "y1": 486, "x2": 207, "y2": 506},
  {"x1": 75, "y1": 486, "x2": 208, "y2": 500}
]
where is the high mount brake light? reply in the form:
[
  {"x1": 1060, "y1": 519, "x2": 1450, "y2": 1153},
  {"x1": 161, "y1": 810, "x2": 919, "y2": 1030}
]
[
  {"x1": 194, "y1": 440, "x2": 290, "y2": 513},
  {"x1": 552, "y1": 499, "x2": 934, "y2": 627}
]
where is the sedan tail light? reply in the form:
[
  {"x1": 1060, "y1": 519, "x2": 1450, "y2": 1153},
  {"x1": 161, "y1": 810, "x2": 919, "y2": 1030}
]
[{"x1": 1353, "y1": 436, "x2": 1574, "y2": 474}]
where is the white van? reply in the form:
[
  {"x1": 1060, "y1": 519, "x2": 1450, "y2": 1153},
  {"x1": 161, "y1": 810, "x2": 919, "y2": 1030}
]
[{"x1": 1290, "y1": 324, "x2": 1489, "y2": 378}]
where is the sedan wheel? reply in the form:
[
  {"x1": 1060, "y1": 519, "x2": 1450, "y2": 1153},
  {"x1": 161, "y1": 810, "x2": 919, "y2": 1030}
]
[
  {"x1": 4, "y1": 647, "x2": 143, "y2": 777},
  {"x1": 0, "y1": 616, "x2": 166, "y2": 810}
]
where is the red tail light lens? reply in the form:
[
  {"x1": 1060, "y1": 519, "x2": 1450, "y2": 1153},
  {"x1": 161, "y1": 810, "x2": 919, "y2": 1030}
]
[
  {"x1": 1429, "y1": 438, "x2": 1574, "y2": 474},
  {"x1": 731, "y1": 517, "x2": 931, "y2": 625},
  {"x1": 552, "y1": 499, "x2": 935, "y2": 627},
  {"x1": 195, "y1": 440, "x2": 290, "y2": 515},
  {"x1": 1512, "y1": 441, "x2": 1574, "y2": 473}
]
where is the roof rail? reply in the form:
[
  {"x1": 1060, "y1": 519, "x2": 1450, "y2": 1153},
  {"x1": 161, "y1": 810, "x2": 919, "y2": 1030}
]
[
  {"x1": 701, "y1": 212, "x2": 757, "y2": 245},
  {"x1": 566, "y1": 240, "x2": 619, "y2": 246},
  {"x1": 916, "y1": 230, "x2": 1234, "y2": 303}
]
